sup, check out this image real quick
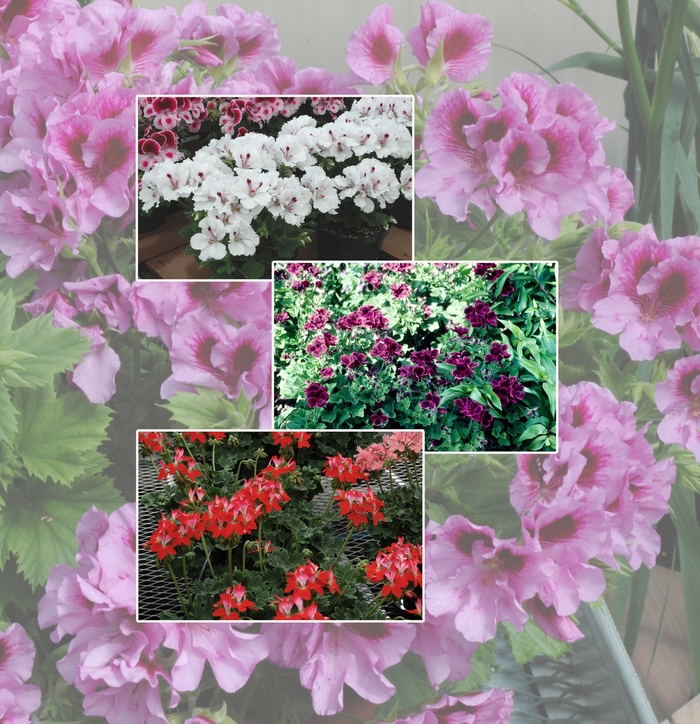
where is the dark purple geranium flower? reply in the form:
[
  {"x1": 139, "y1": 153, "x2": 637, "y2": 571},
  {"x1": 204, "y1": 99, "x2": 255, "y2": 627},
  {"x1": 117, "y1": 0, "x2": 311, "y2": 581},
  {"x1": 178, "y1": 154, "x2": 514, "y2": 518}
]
[
  {"x1": 420, "y1": 392, "x2": 441, "y2": 410},
  {"x1": 370, "y1": 409, "x2": 389, "y2": 427},
  {"x1": 340, "y1": 351, "x2": 367, "y2": 369},
  {"x1": 484, "y1": 341, "x2": 510, "y2": 365},
  {"x1": 464, "y1": 299, "x2": 498, "y2": 327},
  {"x1": 305, "y1": 382, "x2": 330, "y2": 408},
  {"x1": 454, "y1": 397, "x2": 493, "y2": 428},
  {"x1": 370, "y1": 337, "x2": 404, "y2": 361},
  {"x1": 491, "y1": 375, "x2": 525, "y2": 405}
]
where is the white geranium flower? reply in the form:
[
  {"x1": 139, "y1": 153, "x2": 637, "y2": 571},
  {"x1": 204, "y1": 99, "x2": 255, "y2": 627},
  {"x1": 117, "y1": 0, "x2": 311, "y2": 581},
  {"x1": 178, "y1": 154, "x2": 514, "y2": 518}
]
[
  {"x1": 230, "y1": 169, "x2": 275, "y2": 211},
  {"x1": 226, "y1": 217, "x2": 260, "y2": 256},
  {"x1": 274, "y1": 134, "x2": 312, "y2": 168},
  {"x1": 302, "y1": 167, "x2": 340, "y2": 214},
  {"x1": 190, "y1": 216, "x2": 228, "y2": 261},
  {"x1": 400, "y1": 165, "x2": 413, "y2": 199},
  {"x1": 268, "y1": 180, "x2": 313, "y2": 226}
]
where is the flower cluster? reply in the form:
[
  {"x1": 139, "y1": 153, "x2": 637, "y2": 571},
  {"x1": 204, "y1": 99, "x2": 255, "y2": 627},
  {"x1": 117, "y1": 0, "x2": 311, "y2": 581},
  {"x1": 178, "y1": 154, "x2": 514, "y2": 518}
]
[
  {"x1": 426, "y1": 381, "x2": 675, "y2": 645},
  {"x1": 275, "y1": 262, "x2": 556, "y2": 452},
  {"x1": 212, "y1": 583, "x2": 258, "y2": 620},
  {"x1": 139, "y1": 96, "x2": 413, "y2": 272},
  {"x1": 22, "y1": 279, "x2": 272, "y2": 422},
  {"x1": 417, "y1": 72, "x2": 634, "y2": 239},
  {"x1": 273, "y1": 560, "x2": 341, "y2": 620},
  {"x1": 563, "y1": 224, "x2": 700, "y2": 361},
  {"x1": 335, "y1": 487, "x2": 386, "y2": 528},
  {"x1": 0, "y1": 624, "x2": 42, "y2": 723},
  {"x1": 138, "y1": 431, "x2": 422, "y2": 622},
  {"x1": 366, "y1": 538, "x2": 422, "y2": 601},
  {"x1": 38, "y1": 504, "x2": 269, "y2": 724}
]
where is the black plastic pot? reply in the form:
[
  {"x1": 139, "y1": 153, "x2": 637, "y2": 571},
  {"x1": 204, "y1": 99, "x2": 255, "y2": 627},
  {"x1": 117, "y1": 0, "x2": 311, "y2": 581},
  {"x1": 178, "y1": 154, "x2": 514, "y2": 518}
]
[
  {"x1": 389, "y1": 196, "x2": 412, "y2": 230},
  {"x1": 138, "y1": 205, "x2": 168, "y2": 233},
  {"x1": 315, "y1": 226, "x2": 391, "y2": 261}
]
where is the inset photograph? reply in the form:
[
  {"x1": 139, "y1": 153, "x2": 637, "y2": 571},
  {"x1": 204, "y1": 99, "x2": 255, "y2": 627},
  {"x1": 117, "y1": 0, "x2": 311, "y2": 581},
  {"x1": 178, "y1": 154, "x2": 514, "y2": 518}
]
[
  {"x1": 137, "y1": 430, "x2": 423, "y2": 621},
  {"x1": 274, "y1": 261, "x2": 557, "y2": 452},
  {"x1": 137, "y1": 96, "x2": 413, "y2": 280}
]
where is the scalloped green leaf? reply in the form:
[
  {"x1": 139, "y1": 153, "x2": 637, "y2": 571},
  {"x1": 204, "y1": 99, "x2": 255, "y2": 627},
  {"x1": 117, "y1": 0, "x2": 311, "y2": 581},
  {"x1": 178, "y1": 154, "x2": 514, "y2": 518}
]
[
  {"x1": 0, "y1": 386, "x2": 17, "y2": 444},
  {"x1": 502, "y1": 620, "x2": 572, "y2": 665},
  {"x1": 16, "y1": 387, "x2": 112, "y2": 485},
  {"x1": 162, "y1": 386, "x2": 253, "y2": 428},
  {"x1": 7, "y1": 313, "x2": 89, "y2": 389},
  {"x1": 0, "y1": 473, "x2": 123, "y2": 587}
]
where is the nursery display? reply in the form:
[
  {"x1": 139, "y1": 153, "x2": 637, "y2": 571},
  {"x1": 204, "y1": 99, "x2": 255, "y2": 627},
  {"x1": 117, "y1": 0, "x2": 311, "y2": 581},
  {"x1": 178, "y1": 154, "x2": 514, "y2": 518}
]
[
  {"x1": 138, "y1": 430, "x2": 423, "y2": 621},
  {"x1": 138, "y1": 95, "x2": 414, "y2": 278},
  {"x1": 1, "y1": 0, "x2": 697, "y2": 722},
  {"x1": 274, "y1": 261, "x2": 557, "y2": 452}
]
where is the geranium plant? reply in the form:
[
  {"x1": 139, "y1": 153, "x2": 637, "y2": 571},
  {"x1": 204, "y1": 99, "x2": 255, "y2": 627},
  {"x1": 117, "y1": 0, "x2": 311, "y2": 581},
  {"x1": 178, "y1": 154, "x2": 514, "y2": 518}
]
[
  {"x1": 274, "y1": 261, "x2": 556, "y2": 452},
  {"x1": 137, "y1": 430, "x2": 423, "y2": 621},
  {"x1": 137, "y1": 95, "x2": 414, "y2": 278}
]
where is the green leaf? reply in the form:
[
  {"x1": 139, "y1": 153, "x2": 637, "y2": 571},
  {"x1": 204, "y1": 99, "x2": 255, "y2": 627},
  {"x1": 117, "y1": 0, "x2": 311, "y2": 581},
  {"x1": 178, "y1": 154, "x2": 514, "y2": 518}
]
[
  {"x1": 659, "y1": 77, "x2": 686, "y2": 239},
  {"x1": 241, "y1": 259, "x2": 265, "y2": 279},
  {"x1": 546, "y1": 51, "x2": 632, "y2": 80},
  {"x1": 0, "y1": 386, "x2": 17, "y2": 444},
  {"x1": 478, "y1": 384, "x2": 502, "y2": 411},
  {"x1": 16, "y1": 388, "x2": 112, "y2": 485},
  {"x1": 445, "y1": 641, "x2": 497, "y2": 694},
  {"x1": 517, "y1": 423, "x2": 547, "y2": 443},
  {"x1": 0, "y1": 473, "x2": 123, "y2": 587},
  {"x1": 163, "y1": 386, "x2": 254, "y2": 428},
  {"x1": 8, "y1": 314, "x2": 90, "y2": 389},
  {"x1": 0, "y1": 292, "x2": 15, "y2": 339},
  {"x1": 502, "y1": 620, "x2": 572, "y2": 665}
]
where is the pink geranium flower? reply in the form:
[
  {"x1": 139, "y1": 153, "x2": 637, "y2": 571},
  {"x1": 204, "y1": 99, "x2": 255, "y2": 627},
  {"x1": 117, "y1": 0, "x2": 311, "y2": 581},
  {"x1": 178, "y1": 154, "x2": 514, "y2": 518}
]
[
  {"x1": 162, "y1": 624, "x2": 268, "y2": 694},
  {"x1": 592, "y1": 238, "x2": 700, "y2": 360},
  {"x1": 407, "y1": 2, "x2": 492, "y2": 82},
  {"x1": 0, "y1": 625, "x2": 41, "y2": 705},
  {"x1": 656, "y1": 355, "x2": 700, "y2": 462},
  {"x1": 263, "y1": 622, "x2": 415, "y2": 716},
  {"x1": 346, "y1": 5, "x2": 403, "y2": 85},
  {"x1": 426, "y1": 516, "x2": 542, "y2": 642},
  {"x1": 396, "y1": 690, "x2": 513, "y2": 724}
]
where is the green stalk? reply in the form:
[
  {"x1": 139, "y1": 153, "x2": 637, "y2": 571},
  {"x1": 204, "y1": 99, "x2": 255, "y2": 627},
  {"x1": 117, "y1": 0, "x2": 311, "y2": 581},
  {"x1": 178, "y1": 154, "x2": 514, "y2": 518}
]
[
  {"x1": 333, "y1": 528, "x2": 355, "y2": 567},
  {"x1": 616, "y1": 0, "x2": 652, "y2": 135},
  {"x1": 257, "y1": 519, "x2": 264, "y2": 570},
  {"x1": 318, "y1": 492, "x2": 335, "y2": 524},
  {"x1": 166, "y1": 560, "x2": 189, "y2": 619},
  {"x1": 234, "y1": 458, "x2": 248, "y2": 486},
  {"x1": 181, "y1": 555, "x2": 193, "y2": 610},
  {"x1": 469, "y1": 208, "x2": 503, "y2": 247},
  {"x1": 228, "y1": 546, "x2": 233, "y2": 588},
  {"x1": 200, "y1": 535, "x2": 216, "y2": 579},
  {"x1": 558, "y1": 0, "x2": 624, "y2": 55},
  {"x1": 638, "y1": 0, "x2": 690, "y2": 222}
]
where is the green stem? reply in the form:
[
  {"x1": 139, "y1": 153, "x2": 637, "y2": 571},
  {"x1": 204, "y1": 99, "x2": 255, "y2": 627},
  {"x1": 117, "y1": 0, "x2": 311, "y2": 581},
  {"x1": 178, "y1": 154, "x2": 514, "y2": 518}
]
[
  {"x1": 235, "y1": 458, "x2": 248, "y2": 486},
  {"x1": 558, "y1": 0, "x2": 624, "y2": 55},
  {"x1": 318, "y1": 492, "x2": 335, "y2": 524},
  {"x1": 257, "y1": 519, "x2": 264, "y2": 570},
  {"x1": 181, "y1": 555, "x2": 193, "y2": 609},
  {"x1": 200, "y1": 536, "x2": 216, "y2": 579},
  {"x1": 228, "y1": 546, "x2": 233, "y2": 588},
  {"x1": 638, "y1": 0, "x2": 690, "y2": 223},
  {"x1": 333, "y1": 528, "x2": 355, "y2": 567},
  {"x1": 362, "y1": 596, "x2": 387, "y2": 620},
  {"x1": 469, "y1": 208, "x2": 503, "y2": 247},
  {"x1": 616, "y1": 0, "x2": 652, "y2": 135},
  {"x1": 166, "y1": 560, "x2": 189, "y2": 619}
]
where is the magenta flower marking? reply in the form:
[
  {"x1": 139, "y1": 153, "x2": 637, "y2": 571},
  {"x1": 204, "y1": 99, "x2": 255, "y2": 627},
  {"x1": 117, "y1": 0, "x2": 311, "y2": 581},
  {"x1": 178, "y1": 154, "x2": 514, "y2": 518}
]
[
  {"x1": 346, "y1": 5, "x2": 403, "y2": 85},
  {"x1": 656, "y1": 355, "x2": 700, "y2": 462},
  {"x1": 407, "y1": 2, "x2": 493, "y2": 82}
]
